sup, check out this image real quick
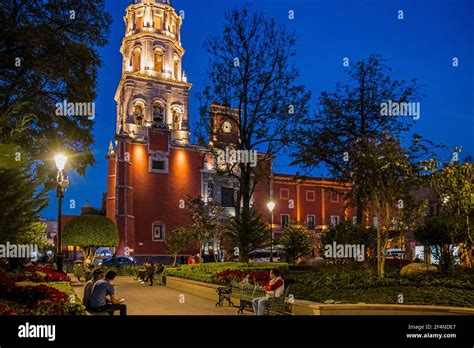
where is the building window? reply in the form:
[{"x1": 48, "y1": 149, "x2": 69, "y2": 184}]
[
  {"x1": 221, "y1": 187, "x2": 234, "y2": 208},
  {"x1": 352, "y1": 216, "x2": 357, "y2": 225},
  {"x1": 207, "y1": 180, "x2": 214, "y2": 202},
  {"x1": 153, "y1": 13, "x2": 162, "y2": 30},
  {"x1": 307, "y1": 215, "x2": 315, "y2": 230},
  {"x1": 154, "y1": 52, "x2": 163, "y2": 72},
  {"x1": 306, "y1": 190, "x2": 315, "y2": 201},
  {"x1": 330, "y1": 191, "x2": 339, "y2": 203},
  {"x1": 149, "y1": 151, "x2": 168, "y2": 173},
  {"x1": 136, "y1": 15, "x2": 143, "y2": 30},
  {"x1": 132, "y1": 50, "x2": 141, "y2": 72},
  {"x1": 151, "y1": 160, "x2": 165, "y2": 171},
  {"x1": 133, "y1": 103, "x2": 144, "y2": 125},
  {"x1": 330, "y1": 215, "x2": 339, "y2": 227},
  {"x1": 152, "y1": 221, "x2": 165, "y2": 241},
  {"x1": 280, "y1": 188, "x2": 290, "y2": 200},
  {"x1": 152, "y1": 103, "x2": 165, "y2": 127},
  {"x1": 281, "y1": 214, "x2": 290, "y2": 227}
]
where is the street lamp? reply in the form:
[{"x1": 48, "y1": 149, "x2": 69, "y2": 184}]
[
  {"x1": 267, "y1": 201, "x2": 275, "y2": 262},
  {"x1": 54, "y1": 154, "x2": 69, "y2": 273}
]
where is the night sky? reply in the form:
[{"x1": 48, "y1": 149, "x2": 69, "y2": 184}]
[{"x1": 41, "y1": 0, "x2": 474, "y2": 219}]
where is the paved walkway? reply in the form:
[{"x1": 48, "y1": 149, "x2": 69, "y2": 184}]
[{"x1": 71, "y1": 275, "x2": 248, "y2": 315}]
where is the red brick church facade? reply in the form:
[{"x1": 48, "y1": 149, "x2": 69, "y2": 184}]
[{"x1": 105, "y1": 0, "x2": 359, "y2": 261}]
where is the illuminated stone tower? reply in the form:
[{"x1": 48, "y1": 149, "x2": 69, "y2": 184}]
[{"x1": 115, "y1": 0, "x2": 191, "y2": 145}]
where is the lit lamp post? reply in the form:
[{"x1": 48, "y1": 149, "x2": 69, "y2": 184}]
[
  {"x1": 267, "y1": 201, "x2": 275, "y2": 262},
  {"x1": 54, "y1": 154, "x2": 69, "y2": 273}
]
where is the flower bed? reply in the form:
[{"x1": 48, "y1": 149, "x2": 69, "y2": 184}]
[
  {"x1": 0, "y1": 266, "x2": 84, "y2": 315},
  {"x1": 10, "y1": 264, "x2": 71, "y2": 282}
]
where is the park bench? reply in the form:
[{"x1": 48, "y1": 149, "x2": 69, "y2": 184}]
[
  {"x1": 215, "y1": 285, "x2": 234, "y2": 307},
  {"x1": 151, "y1": 265, "x2": 166, "y2": 286},
  {"x1": 230, "y1": 279, "x2": 294, "y2": 315}
]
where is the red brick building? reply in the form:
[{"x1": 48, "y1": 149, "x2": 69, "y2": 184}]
[{"x1": 105, "y1": 0, "x2": 359, "y2": 261}]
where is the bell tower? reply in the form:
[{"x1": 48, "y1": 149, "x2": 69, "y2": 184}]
[{"x1": 114, "y1": 0, "x2": 191, "y2": 146}]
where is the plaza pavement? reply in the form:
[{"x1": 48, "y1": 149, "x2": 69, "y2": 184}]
[{"x1": 71, "y1": 275, "x2": 249, "y2": 315}]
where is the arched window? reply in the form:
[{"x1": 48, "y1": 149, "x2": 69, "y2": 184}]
[
  {"x1": 133, "y1": 103, "x2": 144, "y2": 126},
  {"x1": 154, "y1": 13, "x2": 162, "y2": 30},
  {"x1": 154, "y1": 52, "x2": 163, "y2": 72},
  {"x1": 136, "y1": 15, "x2": 143, "y2": 30},
  {"x1": 152, "y1": 102, "x2": 165, "y2": 128},
  {"x1": 132, "y1": 50, "x2": 141, "y2": 72}
]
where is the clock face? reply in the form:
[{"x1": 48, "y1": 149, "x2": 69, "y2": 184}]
[{"x1": 222, "y1": 121, "x2": 232, "y2": 133}]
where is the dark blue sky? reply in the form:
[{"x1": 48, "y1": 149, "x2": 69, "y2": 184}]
[{"x1": 41, "y1": 0, "x2": 473, "y2": 219}]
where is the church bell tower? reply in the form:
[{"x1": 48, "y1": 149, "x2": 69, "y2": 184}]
[{"x1": 114, "y1": 0, "x2": 191, "y2": 146}]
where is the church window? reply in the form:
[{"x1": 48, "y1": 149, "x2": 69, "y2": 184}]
[
  {"x1": 132, "y1": 50, "x2": 141, "y2": 72},
  {"x1": 133, "y1": 104, "x2": 144, "y2": 126},
  {"x1": 152, "y1": 221, "x2": 165, "y2": 241},
  {"x1": 136, "y1": 15, "x2": 143, "y2": 29},
  {"x1": 152, "y1": 103, "x2": 165, "y2": 127},
  {"x1": 154, "y1": 52, "x2": 163, "y2": 72},
  {"x1": 151, "y1": 160, "x2": 165, "y2": 171}
]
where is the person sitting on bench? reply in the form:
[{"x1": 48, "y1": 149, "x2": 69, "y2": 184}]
[
  {"x1": 89, "y1": 271, "x2": 127, "y2": 316},
  {"x1": 252, "y1": 269, "x2": 284, "y2": 316},
  {"x1": 83, "y1": 269, "x2": 104, "y2": 310}
]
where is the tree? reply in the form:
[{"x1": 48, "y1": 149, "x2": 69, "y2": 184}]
[
  {"x1": 165, "y1": 227, "x2": 192, "y2": 266},
  {"x1": 0, "y1": 0, "x2": 111, "y2": 241},
  {"x1": 279, "y1": 225, "x2": 314, "y2": 265},
  {"x1": 415, "y1": 215, "x2": 467, "y2": 272},
  {"x1": 291, "y1": 54, "x2": 436, "y2": 277},
  {"x1": 0, "y1": 166, "x2": 47, "y2": 244},
  {"x1": 198, "y1": 5, "x2": 311, "y2": 224},
  {"x1": 321, "y1": 220, "x2": 377, "y2": 259},
  {"x1": 225, "y1": 208, "x2": 268, "y2": 262},
  {"x1": 427, "y1": 161, "x2": 473, "y2": 268},
  {"x1": 63, "y1": 215, "x2": 119, "y2": 260},
  {"x1": 186, "y1": 196, "x2": 224, "y2": 264},
  {"x1": 292, "y1": 54, "x2": 434, "y2": 223}
]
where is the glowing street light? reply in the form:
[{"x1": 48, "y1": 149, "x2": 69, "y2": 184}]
[
  {"x1": 267, "y1": 201, "x2": 275, "y2": 262},
  {"x1": 54, "y1": 154, "x2": 69, "y2": 273}
]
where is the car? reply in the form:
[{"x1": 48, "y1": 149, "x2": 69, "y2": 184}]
[
  {"x1": 248, "y1": 249, "x2": 285, "y2": 262},
  {"x1": 385, "y1": 248, "x2": 405, "y2": 259},
  {"x1": 102, "y1": 256, "x2": 136, "y2": 267}
]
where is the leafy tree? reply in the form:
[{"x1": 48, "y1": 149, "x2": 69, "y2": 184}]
[
  {"x1": 426, "y1": 161, "x2": 473, "y2": 268},
  {"x1": 279, "y1": 225, "x2": 314, "y2": 265},
  {"x1": 165, "y1": 227, "x2": 192, "y2": 266},
  {"x1": 292, "y1": 54, "x2": 435, "y2": 223},
  {"x1": 415, "y1": 215, "x2": 467, "y2": 272},
  {"x1": 0, "y1": 166, "x2": 47, "y2": 244},
  {"x1": 321, "y1": 220, "x2": 377, "y2": 258},
  {"x1": 225, "y1": 208, "x2": 268, "y2": 262},
  {"x1": 198, "y1": 5, "x2": 311, "y2": 222},
  {"x1": 186, "y1": 196, "x2": 224, "y2": 264},
  {"x1": 0, "y1": 0, "x2": 111, "y2": 242},
  {"x1": 63, "y1": 215, "x2": 119, "y2": 260}
]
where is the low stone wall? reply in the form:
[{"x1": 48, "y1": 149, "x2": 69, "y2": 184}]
[{"x1": 165, "y1": 276, "x2": 474, "y2": 315}]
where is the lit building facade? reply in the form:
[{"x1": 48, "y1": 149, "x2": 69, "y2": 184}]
[{"x1": 106, "y1": 0, "x2": 357, "y2": 261}]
